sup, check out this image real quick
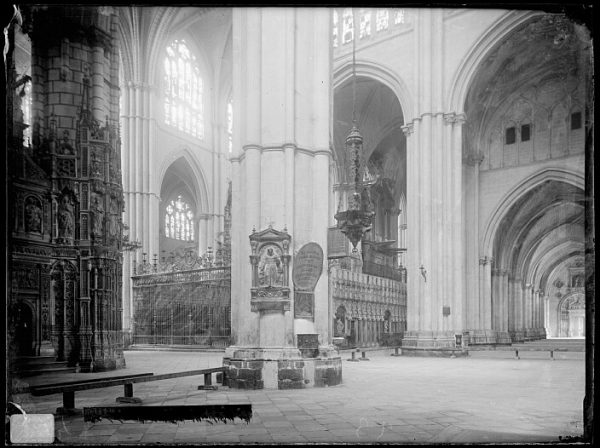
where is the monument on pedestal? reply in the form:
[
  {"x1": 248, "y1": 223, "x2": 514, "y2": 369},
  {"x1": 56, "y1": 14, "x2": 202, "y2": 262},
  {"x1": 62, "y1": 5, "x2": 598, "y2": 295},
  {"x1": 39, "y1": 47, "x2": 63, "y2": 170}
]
[{"x1": 224, "y1": 227, "x2": 341, "y2": 389}]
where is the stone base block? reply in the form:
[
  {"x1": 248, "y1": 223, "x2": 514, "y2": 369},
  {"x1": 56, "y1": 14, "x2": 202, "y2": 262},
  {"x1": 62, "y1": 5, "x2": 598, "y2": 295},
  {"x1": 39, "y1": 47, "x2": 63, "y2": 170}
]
[
  {"x1": 509, "y1": 330, "x2": 525, "y2": 343},
  {"x1": 496, "y1": 331, "x2": 512, "y2": 344},
  {"x1": 400, "y1": 347, "x2": 469, "y2": 357},
  {"x1": 524, "y1": 328, "x2": 539, "y2": 340},
  {"x1": 401, "y1": 330, "x2": 460, "y2": 349},
  {"x1": 223, "y1": 347, "x2": 342, "y2": 390},
  {"x1": 468, "y1": 329, "x2": 499, "y2": 345}
]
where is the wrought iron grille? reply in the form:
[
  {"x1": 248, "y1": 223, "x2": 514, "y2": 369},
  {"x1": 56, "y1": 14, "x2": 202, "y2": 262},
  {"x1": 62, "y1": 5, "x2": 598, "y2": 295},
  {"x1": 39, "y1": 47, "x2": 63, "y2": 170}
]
[{"x1": 131, "y1": 266, "x2": 231, "y2": 347}]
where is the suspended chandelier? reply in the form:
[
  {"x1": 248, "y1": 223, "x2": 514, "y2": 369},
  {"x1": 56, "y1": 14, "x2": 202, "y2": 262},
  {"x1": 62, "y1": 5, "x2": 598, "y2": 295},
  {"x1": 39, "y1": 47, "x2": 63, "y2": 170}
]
[{"x1": 334, "y1": 8, "x2": 375, "y2": 253}]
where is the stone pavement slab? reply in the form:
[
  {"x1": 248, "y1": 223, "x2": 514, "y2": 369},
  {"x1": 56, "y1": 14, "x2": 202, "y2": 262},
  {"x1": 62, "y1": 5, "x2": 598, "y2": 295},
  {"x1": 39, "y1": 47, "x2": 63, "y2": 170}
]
[{"x1": 8, "y1": 349, "x2": 585, "y2": 444}]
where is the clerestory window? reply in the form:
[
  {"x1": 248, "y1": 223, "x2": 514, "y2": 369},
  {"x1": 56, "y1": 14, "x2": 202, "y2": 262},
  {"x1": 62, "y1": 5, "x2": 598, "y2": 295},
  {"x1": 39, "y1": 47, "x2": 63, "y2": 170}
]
[
  {"x1": 164, "y1": 40, "x2": 204, "y2": 139},
  {"x1": 227, "y1": 100, "x2": 233, "y2": 153}
]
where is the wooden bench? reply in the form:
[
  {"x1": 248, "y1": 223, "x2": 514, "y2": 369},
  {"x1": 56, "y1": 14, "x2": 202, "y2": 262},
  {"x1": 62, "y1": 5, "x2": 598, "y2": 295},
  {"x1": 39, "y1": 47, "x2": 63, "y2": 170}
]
[
  {"x1": 29, "y1": 367, "x2": 226, "y2": 414},
  {"x1": 514, "y1": 348, "x2": 567, "y2": 360}
]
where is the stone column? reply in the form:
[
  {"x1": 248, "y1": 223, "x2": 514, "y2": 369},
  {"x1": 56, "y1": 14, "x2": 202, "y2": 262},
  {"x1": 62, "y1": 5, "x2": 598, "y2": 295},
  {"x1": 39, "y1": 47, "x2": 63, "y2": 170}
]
[
  {"x1": 464, "y1": 153, "x2": 482, "y2": 332},
  {"x1": 402, "y1": 9, "x2": 466, "y2": 355},
  {"x1": 225, "y1": 8, "x2": 339, "y2": 389},
  {"x1": 120, "y1": 81, "x2": 159, "y2": 337},
  {"x1": 524, "y1": 284, "x2": 532, "y2": 339}
]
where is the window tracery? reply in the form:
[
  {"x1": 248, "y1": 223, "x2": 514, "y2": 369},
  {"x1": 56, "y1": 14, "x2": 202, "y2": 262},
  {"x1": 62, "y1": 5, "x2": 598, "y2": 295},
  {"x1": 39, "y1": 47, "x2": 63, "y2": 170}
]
[
  {"x1": 227, "y1": 100, "x2": 233, "y2": 153},
  {"x1": 164, "y1": 40, "x2": 204, "y2": 139},
  {"x1": 375, "y1": 9, "x2": 389, "y2": 31},
  {"x1": 359, "y1": 10, "x2": 372, "y2": 39},
  {"x1": 164, "y1": 195, "x2": 195, "y2": 241}
]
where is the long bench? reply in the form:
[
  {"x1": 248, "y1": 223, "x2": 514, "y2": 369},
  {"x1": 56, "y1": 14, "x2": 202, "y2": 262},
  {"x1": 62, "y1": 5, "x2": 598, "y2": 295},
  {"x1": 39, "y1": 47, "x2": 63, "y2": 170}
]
[
  {"x1": 29, "y1": 367, "x2": 226, "y2": 414},
  {"x1": 513, "y1": 348, "x2": 567, "y2": 360}
]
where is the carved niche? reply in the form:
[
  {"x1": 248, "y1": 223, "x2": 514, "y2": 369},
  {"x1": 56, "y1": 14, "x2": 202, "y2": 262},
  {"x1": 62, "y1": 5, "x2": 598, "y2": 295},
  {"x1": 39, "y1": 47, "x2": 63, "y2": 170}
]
[
  {"x1": 24, "y1": 195, "x2": 43, "y2": 233},
  {"x1": 57, "y1": 192, "x2": 75, "y2": 242},
  {"x1": 249, "y1": 226, "x2": 291, "y2": 313}
]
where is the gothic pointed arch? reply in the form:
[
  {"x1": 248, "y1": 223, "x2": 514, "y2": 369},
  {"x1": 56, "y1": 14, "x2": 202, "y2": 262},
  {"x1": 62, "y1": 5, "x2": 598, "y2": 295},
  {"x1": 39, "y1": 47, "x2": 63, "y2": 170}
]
[
  {"x1": 447, "y1": 10, "x2": 544, "y2": 115},
  {"x1": 159, "y1": 152, "x2": 210, "y2": 255}
]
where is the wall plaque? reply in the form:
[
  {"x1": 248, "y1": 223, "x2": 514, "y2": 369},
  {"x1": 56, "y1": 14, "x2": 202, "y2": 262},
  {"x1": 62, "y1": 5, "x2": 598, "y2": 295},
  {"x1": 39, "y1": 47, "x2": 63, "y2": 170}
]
[
  {"x1": 292, "y1": 243, "x2": 323, "y2": 320},
  {"x1": 292, "y1": 242, "x2": 323, "y2": 291}
]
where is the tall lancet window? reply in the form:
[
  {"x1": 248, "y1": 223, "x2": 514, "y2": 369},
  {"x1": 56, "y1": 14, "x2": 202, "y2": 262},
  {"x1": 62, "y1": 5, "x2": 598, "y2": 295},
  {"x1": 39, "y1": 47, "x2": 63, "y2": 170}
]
[
  {"x1": 20, "y1": 80, "x2": 32, "y2": 147},
  {"x1": 164, "y1": 40, "x2": 204, "y2": 139},
  {"x1": 227, "y1": 99, "x2": 233, "y2": 153},
  {"x1": 342, "y1": 9, "x2": 354, "y2": 43},
  {"x1": 165, "y1": 195, "x2": 195, "y2": 241}
]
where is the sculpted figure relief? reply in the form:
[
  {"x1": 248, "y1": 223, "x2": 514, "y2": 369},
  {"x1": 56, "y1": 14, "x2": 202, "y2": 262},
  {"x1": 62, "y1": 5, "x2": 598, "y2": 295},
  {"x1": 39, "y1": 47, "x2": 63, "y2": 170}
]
[
  {"x1": 58, "y1": 195, "x2": 74, "y2": 238},
  {"x1": 25, "y1": 197, "x2": 43, "y2": 233},
  {"x1": 258, "y1": 246, "x2": 283, "y2": 287},
  {"x1": 92, "y1": 195, "x2": 104, "y2": 236}
]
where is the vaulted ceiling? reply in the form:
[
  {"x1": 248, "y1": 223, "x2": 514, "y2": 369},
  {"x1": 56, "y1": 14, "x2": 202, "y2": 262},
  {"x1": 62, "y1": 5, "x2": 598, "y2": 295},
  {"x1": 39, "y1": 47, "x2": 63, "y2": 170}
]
[
  {"x1": 333, "y1": 76, "x2": 406, "y2": 202},
  {"x1": 492, "y1": 180, "x2": 584, "y2": 290},
  {"x1": 464, "y1": 14, "x2": 591, "y2": 153}
]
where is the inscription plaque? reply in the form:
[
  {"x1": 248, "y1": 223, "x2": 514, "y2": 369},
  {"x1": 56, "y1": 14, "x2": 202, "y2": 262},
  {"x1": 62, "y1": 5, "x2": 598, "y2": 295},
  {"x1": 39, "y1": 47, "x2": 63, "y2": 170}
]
[
  {"x1": 292, "y1": 242, "x2": 323, "y2": 291},
  {"x1": 292, "y1": 243, "x2": 323, "y2": 320}
]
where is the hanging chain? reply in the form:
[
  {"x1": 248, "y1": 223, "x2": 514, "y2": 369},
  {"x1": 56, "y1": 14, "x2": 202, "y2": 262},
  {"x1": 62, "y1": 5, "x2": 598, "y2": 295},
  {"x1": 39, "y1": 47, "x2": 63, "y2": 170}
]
[{"x1": 352, "y1": 8, "x2": 357, "y2": 125}]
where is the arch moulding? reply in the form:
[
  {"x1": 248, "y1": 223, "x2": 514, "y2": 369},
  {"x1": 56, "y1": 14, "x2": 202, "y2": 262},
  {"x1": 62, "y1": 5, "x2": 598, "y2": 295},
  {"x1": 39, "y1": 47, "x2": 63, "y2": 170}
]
[
  {"x1": 447, "y1": 10, "x2": 545, "y2": 114},
  {"x1": 333, "y1": 59, "x2": 413, "y2": 121},
  {"x1": 481, "y1": 168, "x2": 585, "y2": 257},
  {"x1": 157, "y1": 146, "x2": 212, "y2": 215}
]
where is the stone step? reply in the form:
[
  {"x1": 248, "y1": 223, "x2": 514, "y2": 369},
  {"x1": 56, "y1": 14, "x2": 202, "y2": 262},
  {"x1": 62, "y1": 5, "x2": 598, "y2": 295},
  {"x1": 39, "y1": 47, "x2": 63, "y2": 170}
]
[
  {"x1": 127, "y1": 344, "x2": 225, "y2": 352},
  {"x1": 15, "y1": 366, "x2": 77, "y2": 377},
  {"x1": 14, "y1": 356, "x2": 59, "y2": 366}
]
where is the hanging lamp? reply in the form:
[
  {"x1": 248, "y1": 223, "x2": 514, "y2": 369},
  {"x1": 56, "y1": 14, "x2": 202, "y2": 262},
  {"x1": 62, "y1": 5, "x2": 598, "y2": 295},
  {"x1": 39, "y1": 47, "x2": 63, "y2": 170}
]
[{"x1": 334, "y1": 8, "x2": 375, "y2": 252}]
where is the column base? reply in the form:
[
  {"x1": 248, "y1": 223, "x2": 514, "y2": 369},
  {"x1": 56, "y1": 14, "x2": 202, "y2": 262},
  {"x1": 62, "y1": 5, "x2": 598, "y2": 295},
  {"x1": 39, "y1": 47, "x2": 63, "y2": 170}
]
[
  {"x1": 509, "y1": 330, "x2": 525, "y2": 343},
  {"x1": 401, "y1": 331, "x2": 468, "y2": 356},
  {"x1": 39, "y1": 341, "x2": 55, "y2": 356},
  {"x1": 223, "y1": 346, "x2": 342, "y2": 390},
  {"x1": 495, "y1": 331, "x2": 512, "y2": 344},
  {"x1": 524, "y1": 328, "x2": 539, "y2": 341},
  {"x1": 468, "y1": 329, "x2": 499, "y2": 345}
]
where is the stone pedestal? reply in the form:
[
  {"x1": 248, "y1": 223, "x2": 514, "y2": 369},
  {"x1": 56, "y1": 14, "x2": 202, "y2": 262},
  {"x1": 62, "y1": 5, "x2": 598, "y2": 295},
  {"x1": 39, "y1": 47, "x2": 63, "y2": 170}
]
[{"x1": 224, "y1": 346, "x2": 341, "y2": 390}]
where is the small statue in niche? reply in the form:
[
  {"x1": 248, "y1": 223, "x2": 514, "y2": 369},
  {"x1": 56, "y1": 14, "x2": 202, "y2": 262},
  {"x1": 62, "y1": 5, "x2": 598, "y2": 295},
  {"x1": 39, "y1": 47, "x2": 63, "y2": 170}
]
[
  {"x1": 572, "y1": 274, "x2": 584, "y2": 288},
  {"x1": 92, "y1": 195, "x2": 104, "y2": 237},
  {"x1": 25, "y1": 197, "x2": 43, "y2": 233},
  {"x1": 58, "y1": 195, "x2": 74, "y2": 238},
  {"x1": 91, "y1": 154, "x2": 102, "y2": 177},
  {"x1": 108, "y1": 200, "x2": 119, "y2": 236},
  {"x1": 258, "y1": 245, "x2": 283, "y2": 287},
  {"x1": 59, "y1": 130, "x2": 74, "y2": 155}
]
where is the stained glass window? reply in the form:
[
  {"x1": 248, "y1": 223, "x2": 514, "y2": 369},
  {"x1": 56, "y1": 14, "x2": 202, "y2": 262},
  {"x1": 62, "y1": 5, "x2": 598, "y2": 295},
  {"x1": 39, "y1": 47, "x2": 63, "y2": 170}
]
[
  {"x1": 164, "y1": 195, "x2": 195, "y2": 241},
  {"x1": 164, "y1": 40, "x2": 204, "y2": 139},
  {"x1": 394, "y1": 9, "x2": 405, "y2": 24},
  {"x1": 21, "y1": 80, "x2": 32, "y2": 147},
  {"x1": 227, "y1": 100, "x2": 233, "y2": 153},
  {"x1": 333, "y1": 10, "x2": 339, "y2": 47},
  {"x1": 342, "y1": 9, "x2": 354, "y2": 44},
  {"x1": 359, "y1": 10, "x2": 371, "y2": 39},
  {"x1": 376, "y1": 9, "x2": 389, "y2": 31}
]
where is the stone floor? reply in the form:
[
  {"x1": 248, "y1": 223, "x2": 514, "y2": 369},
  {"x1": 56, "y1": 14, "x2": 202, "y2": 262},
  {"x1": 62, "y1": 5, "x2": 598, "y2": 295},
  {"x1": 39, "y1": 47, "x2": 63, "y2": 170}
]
[{"x1": 8, "y1": 348, "x2": 585, "y2": 444}]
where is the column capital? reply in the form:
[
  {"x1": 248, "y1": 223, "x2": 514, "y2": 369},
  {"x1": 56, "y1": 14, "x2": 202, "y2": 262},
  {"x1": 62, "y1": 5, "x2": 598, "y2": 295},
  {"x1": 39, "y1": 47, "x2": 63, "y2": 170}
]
[
  {"x1": 443, "y1": 112, "x2": 467, "y2": 125},
  {"x1": 479, "y1": 256, "x2": 493, "y2": 265},
  {"x1": 401, "y1": 123, "x2": 414, "y2": 136},
  {"x1": 125, "y1": 81, "x2": 154, "y2": 92},
  {"x1": 464, "y1": 152, "x2": 485, "y2": 166}
]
